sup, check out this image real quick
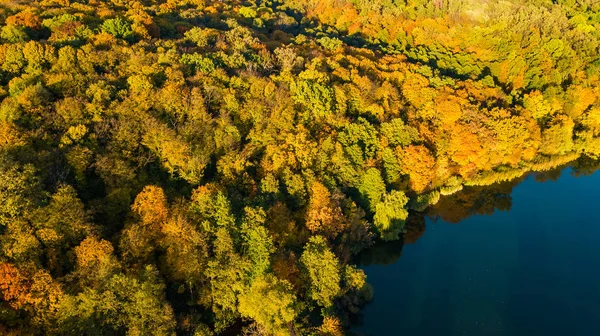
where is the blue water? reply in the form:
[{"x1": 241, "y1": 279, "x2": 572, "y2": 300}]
[{"x1": 357, "y1": 168, "x2": 600, "y2": 335}]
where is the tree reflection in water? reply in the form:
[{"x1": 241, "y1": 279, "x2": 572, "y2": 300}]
[{"x1": 359, "y1": 160, "x2": 596, "y2": 267}]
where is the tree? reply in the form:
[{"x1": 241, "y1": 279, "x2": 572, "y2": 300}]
[
  {"x1": 73, "y1": 236, "x2": 120, "y2": 288},
  {"x1": 1, "y1": 25, "x2": 28, "y2": 43},
  {"x1": 205, "y1": 228, "x2": 250, "y2": 332},
  {"x1": 1, "y1": 44, "x2": 26, "y2": 74},
  {"x1": 6, "y1": 10, "x2": 42, "y2": 30},
  {"x1": 373, "y1": 191, "x2": 409, "y2": 241},
  {"x1": 318, "y1": 37, "x2": 343, "y2": 51},
  {"x1": 109, "y1": 266, "x2": 176, "y2": 335},
  {"x1": 31, "y1": 185, "x2": 92, "y2": 256},
  {"x1": 318, "y1": 316, "x2": 343, "y2": 336},
  {"x1": 142, "y1": 119, "x2": 209, "y2": 184},
  {"x1": 0, "y1": 154, "x2": 41, "y2": 227},
  {"x1": 305, "y1": 182, "x2": 344, "y2": 238},
  {"x1": 291, "y1": 70, "x2": 335, "y2": 120},
  {"x1": 338, "y1": 118, "x2": 380, "y2": 167},
  {"x1": 190, "y1": 185, "x2": 236, "y2": 230},
  {"x1": 58, "y1": 265, "x2": 176, "y2": 335},
  {"x1": 0, "y1": 262, "x2": 33, "y2": 310},
  {"x1": 399, "y1": 145, "x2": 435, "y2": 192},
  {"x1": 0, "y1": 263, "x2": 64, "y2": 330},
  {"x1": 380, "y1": 118, "x2": 418, "y2": 148},
  {"x1": 101, "y1": 17, "x2": 134, "y2": 41},
  {"x1": 120, "y1": 186, "x2": 168, "y2": 263},
  {"x1": 159, "y1": 210, "x2": 208, "y2": 292},
  {"x1": 358, "y1": 168, "x2": 386, "y2": 211},
  {"x1": 539, "y1": 114, "x2": 575, "y2": 155},
  {"x1": 241, "y1": 207, "x2": 275, "y2": 278},
  {"x1": 132, "y1": 185, "x2": 168, "y2": 226},
  {"x1": 23, "y1": 41, "x2": 53, "y2": 76},
  {"x1": 238, "y1": 274, "x2": 297, "y2": 335},
  {"x1": 300, "y1": 236, "x2": 341, "y2": 307}
]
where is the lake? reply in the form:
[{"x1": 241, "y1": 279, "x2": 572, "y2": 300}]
[{"x1": 355, "y1": 166, "x2": 600, "y2": 335}]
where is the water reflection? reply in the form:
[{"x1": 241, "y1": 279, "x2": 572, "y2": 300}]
[
  {"x1": 429, "y1": 181, "x2": 516, "y2": 224},
  {"x1": 354, "y1": 158, "x2": 600, "y2": 336},
  {"x1": 359, "y1": 160, "x2": 590, "y2": 267},
  {"x1": 571, "y1": 156, "x2": 600, "y2": 177},
  {"x1": 359, "y1": 214, "x2": 426, "y2": 266}
]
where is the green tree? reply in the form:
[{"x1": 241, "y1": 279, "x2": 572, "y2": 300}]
[
  {"x1": 31, "y1": 185, "x2": 92, "y2": 251},
  {"x1": 358, "y1": 168, "x2": 386, "y2": 211},
  {"x1": 373, "y1": 191, "x2": 409, "y2": 241},
  {"x1": 0, "y1": 154, "x2": 42, "y2": 227},
  {"x1": 241, "y1": 207, "x2": 275, "y2": 278},
  {"x1": 101, "y1": 17, "x2": 133, "y2": 41},
  {"x1": 238, "y1": 274, "x2": 297, "y2": 335},
  {"x1": 1, "y1": 25, "x2": 28, "y2": 43},
  {"x1": 58, "y1": 265, "x2": 176, "y2": 335},
  {"x1": 204, "y1": 228, "x2": 250, "y2": 332},
  {"x1": 300, "y1": 236, "x2": 341, "y2": 307}
]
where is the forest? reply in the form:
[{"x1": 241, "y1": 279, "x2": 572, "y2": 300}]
[{"x1": 1, "y1": 0, "x2": 600, "y2": 335}]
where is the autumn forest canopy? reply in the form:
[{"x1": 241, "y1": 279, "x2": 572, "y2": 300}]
[{"x1": 1, "y1": 0, "x2": 600, "y2": 334}]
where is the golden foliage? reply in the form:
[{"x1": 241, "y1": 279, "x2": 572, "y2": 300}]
[
  {"x1": 132, "y1": 185, "x2": 168, "y2": 225},
  {"x1": 74, "y1": 236, "x2": 114, "y2": 269},
  {"x1": 305, "y1": 182, "x2": 344, "y2": 238},
  {"x1": 399, "y1": 145, "x2": 435, "y2": 192},
  {"x1": 317, "y1": 316, "x2": 343, "y2": 336},
  {"x1": 0, "y1": 121, "x2": 23, "y2": 149}
]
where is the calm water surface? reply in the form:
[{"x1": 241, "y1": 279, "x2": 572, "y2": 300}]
[{"x1": 356, "y1": 168, "x2": 600, "y2": 335}]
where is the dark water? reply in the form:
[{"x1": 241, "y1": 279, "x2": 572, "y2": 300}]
[{"x1": 356, "y1": 167, "x2": 600, "y2": 336}]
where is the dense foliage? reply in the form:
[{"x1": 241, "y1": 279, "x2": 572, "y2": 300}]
[{"x1": 1, "y1": 0, "x2": 600, "y2": 334}]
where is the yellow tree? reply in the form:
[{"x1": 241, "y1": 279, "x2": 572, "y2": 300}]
[
  {"x1": 131, "y1": 185, "x2": 168, "y2": 226},
  {"x1": 0, "y1": 263, "x2": 64, "y2": 329},
  {"x1": 73, "y1": 236, "x2": 120, "y2": 287},
  {"x1": 305, "y1": 182, "x2": 344, "y2": 238},
  {"x1": 121, "y1": 185, "x2": 168, "y2": 263},
  {"x1": 398, "y1": 145, "x2": 435, "y2": 193},
  {"x1": 238, "y1": 274, "x2": 297, "y2": 336}
]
